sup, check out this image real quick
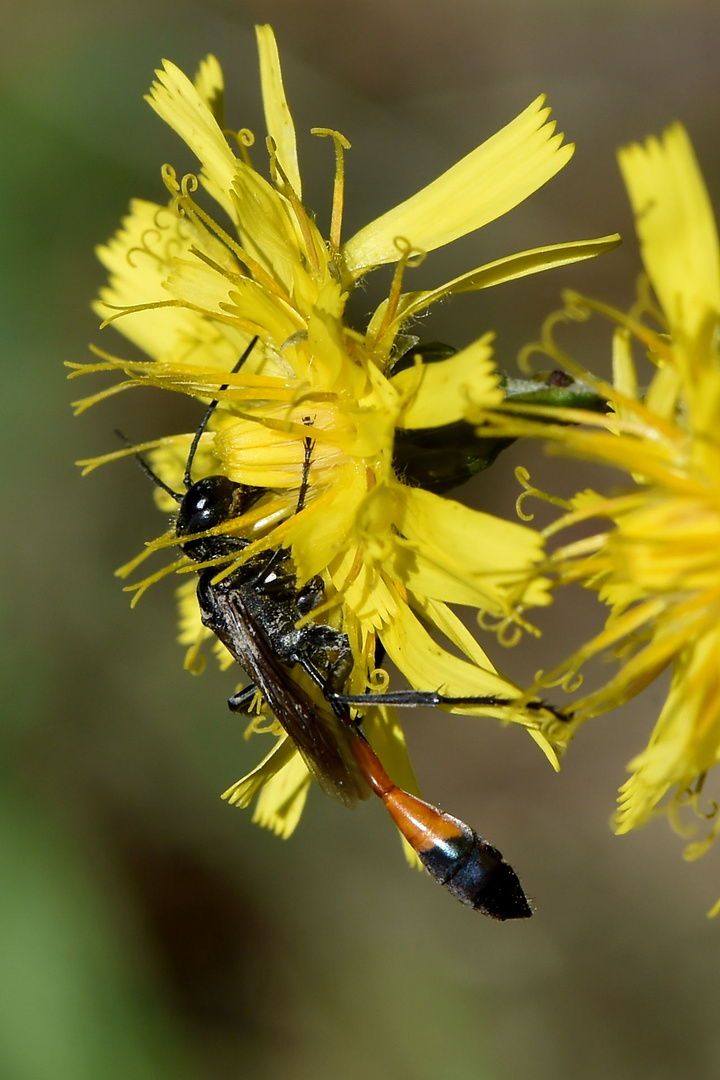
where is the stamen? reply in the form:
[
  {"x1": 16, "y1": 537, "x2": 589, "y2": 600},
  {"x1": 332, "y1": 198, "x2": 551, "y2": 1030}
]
[
  {"x1": 518, "y1": 289, "x2": 674, "y2": 381},
  {"x1": 369, "y1": 238, "x2": 425, "y2": 348},
  {"x1": 126, "y1": 228, "x2": 164, "y2": 269},
  {"x1": 496, "y1": 619, "x2": 522, "y2": 648},
  {"x1": 76, "y1": 434, "x2": 194, "y2": 476},
  {"x1": 630, "y1": 273, "x2": 666, "y2": 330},
  {"x1": 366, "y1": 665, "x2": 391, "y2": 693},
  {"x1": 514, "y1": 466, "x2": 573, "y2": 521},
  {"x1": 225, "y1": 127, "x2": 256, "y2": 168},
  {"x1": 476, "y1": 607, "x2": 529, "y2": 647},
  {"x1": 311, "y1": 128, "x2": 351, "y2": 253},
  {"x1": 336, "y1": 543, "x2": 366, "y2": 598},
  {"x1": 161, "y1": 164, "x2": 295, "y2": 307},
  {"x1": 123, "y1": 557, "x2": 192, "y2": 606},
  {"x1": 267, "y1": 137, "x2": 322, "y2": 276},
  {"x1": 568, "y1": 290, "x2": 673, "y2": 362},
  {"x1": 245, "y1": 714, "x2": 280, "y2": 736},
  {"x1": 71, "y1": 380, "x2": 140, "y2": 415},
  {"x1": 534, "y1": 666, "x2": 585, "y2": 694},
  {"x1": 115, "y1": 530, "x2": 179, "y2": 578},
  {"x1": 123, "y1": 210, "x2": 189, "y2": 271},
  {"x1": 518, "y1": 305, "x2": 583, "y2": 376},
  {"x1": 98, "y1": 299, "x2": 184, "y2": 330}
]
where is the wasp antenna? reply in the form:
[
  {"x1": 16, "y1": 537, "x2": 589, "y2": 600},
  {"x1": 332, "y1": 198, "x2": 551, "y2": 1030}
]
[
  {"x1": 114, "y1": 429, "x2": 182, "y2": 503},
  {"x1": 184, "y1": 335, "x2": 259, "y2": 489}
]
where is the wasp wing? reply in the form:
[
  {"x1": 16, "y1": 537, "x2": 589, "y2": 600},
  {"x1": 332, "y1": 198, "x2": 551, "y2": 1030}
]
[{"x1": 197, "y1": 572, "x2": 370, "y2": 808}]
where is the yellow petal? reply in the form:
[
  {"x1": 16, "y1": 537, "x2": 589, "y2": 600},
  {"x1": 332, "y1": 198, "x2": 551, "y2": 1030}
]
[
  {"x1": 165, "y1": 256, "x2": 239, "y2": 316},
  {"x1": 615, "y1": 627, "x2": 720, "y2": 834},
  {"x1": 95, "y1": 199, "x2": 245, "y2": 368},
  {"x1": 193, "y1": 54, "x2": 224, "y2": 126},
  {"x1": 222, "y1": 734, "x2": 298, "y2": 809},
  {"x1": 229, "y1": 163, "x2": 307, "y2": 293},
  {"x1": 252, "y1": 750, "x2": 312, "y2": 838},
  {"x1": 392, "y1": 486, "x2": 551, "y2": 612},
  {"x1": 410, "y1": 595, "x2": 496, "y2": 669},
  {"x1": 145, "y1": 59, "x2": 238, "y2": 220},
  {"x1": 382, "y1": 235, "x2": 622, "y2": 331},
  {"x1": 391, "y1": 333, "x2": 502, "y2": 428},
  {"x1": 216, "y1": 419, "x2": 311, "y2": 489},
  {"x1": 611, "y1": 326, "x2": 639, "y2": 413},
  {"x1": 364, "y1": 706, "x2": 420, "y2": 796},
  {"x1": 287, "y1": 467, "x2": 367, "y2": 582},
  {"x1": 380, "y1": 599, "x2": 524, "y2": 708},
  {"x1": 527, "y1": 729, "x2": 561, "y2": 771},
  {"x1": 618, "y1": 123, "x2": 720, "y2": 345},
  {"x1": 256, "y1": 24, "x2": 302, "y2": 198},
  {"x1": 341, "y1": 95, "x2": 573, "y2": 278},
  {"x1": 223, "y1": 274, "x2": 305, "y2": 343}
]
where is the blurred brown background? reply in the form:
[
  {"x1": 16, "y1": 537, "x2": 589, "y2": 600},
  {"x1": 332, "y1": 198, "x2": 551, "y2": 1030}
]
[{"x1": 3, "y1": 1, "x2": 720, "y2": 1077}]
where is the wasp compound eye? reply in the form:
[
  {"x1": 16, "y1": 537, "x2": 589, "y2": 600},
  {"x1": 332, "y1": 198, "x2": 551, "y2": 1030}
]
[
  {"x1": 177, "y1": 476, "x2": 244, "y2": 537},
  {"x1": 177, "y1": 476, "x2": 264, "y2": 561}
]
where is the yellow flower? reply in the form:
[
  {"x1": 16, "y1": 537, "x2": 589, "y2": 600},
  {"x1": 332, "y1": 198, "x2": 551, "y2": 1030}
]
[
  {"x1": 72, "y1": 25, "x2": 619, "y2": 842},
  {"x1": 477, "y1": 124, "x2": 720, "y2": 902}
]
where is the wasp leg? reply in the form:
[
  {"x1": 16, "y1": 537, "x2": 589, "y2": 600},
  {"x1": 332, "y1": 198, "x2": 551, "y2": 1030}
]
[
  {"x1": 227, "y1": 683, "x2": 259, "y2": 713},
  {"x1": 293, "y1": 653, "x2": 356, "y2": 719},
  {"x1": 330, "y1": 690, "x2": 511, "y2": 708},
  {"x1": 330, "y1": 689, "x2": 568, "y2": 722}
]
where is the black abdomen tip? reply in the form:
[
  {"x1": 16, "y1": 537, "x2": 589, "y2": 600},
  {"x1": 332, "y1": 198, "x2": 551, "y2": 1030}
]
[{"x1": 419, "y1": 825, "x2": 532, "y2": 920}]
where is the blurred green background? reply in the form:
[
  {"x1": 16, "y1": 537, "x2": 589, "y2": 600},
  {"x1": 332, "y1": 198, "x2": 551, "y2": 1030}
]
[{"x1": 3, "y1": 1, "x2": 720, "y2": 1077}]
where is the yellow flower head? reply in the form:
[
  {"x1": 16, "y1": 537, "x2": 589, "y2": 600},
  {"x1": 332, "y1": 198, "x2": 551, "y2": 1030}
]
[
  {"x1": 479, "y1": 123, "x2": 720, "y2": 899},
  {"x1": 73, "y1": 26, "x2": 618, "y2": 841}
]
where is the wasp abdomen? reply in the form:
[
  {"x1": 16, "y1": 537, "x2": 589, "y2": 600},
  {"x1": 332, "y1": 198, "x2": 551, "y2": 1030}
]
[
  {"x1": 381, "y1": 788, "x2": 532, "y2": 920},
  {"x1": 349, "y1": 737, "x2": 532, "y2": 920}
]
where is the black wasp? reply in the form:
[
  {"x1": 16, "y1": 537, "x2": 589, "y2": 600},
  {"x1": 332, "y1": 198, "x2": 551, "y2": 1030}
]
[{"x1": 127, "y1": 335, "x2": 555, "y2": 920}]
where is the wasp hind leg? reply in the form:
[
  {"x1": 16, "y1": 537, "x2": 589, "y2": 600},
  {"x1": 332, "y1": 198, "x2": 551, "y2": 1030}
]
[
  {"x1": 227, "y1": 683, "x2": 259, "y2": 713},
  {"x1": 331, "y1": 689, "x2": 568, "y2": 723}
]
